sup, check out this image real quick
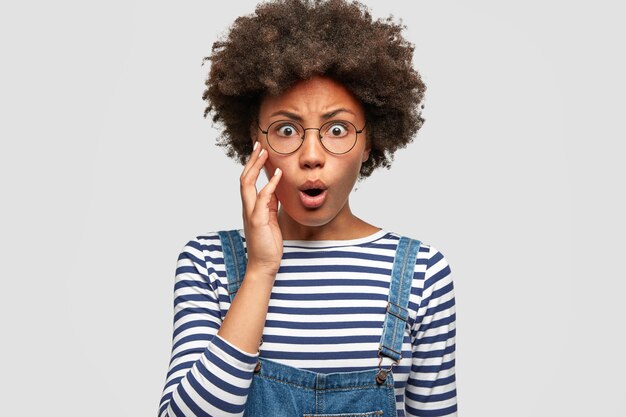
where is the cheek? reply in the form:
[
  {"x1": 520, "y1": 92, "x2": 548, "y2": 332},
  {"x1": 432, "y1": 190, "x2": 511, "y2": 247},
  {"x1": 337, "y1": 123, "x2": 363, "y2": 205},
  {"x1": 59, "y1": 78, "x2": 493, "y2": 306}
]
[
  {"x1": 263, "y1": 157, "x2": 287, "y2": 197},
  {"x1": 262, "y1": 155, "x2": 279, "y2": 179},
  {"x1": 335, "y1": 157, "x2": 363, "y2": 192},
  {"x1": 343, "y1": 154, "x2": 364, "y2": 175},
  {"x1": 264, "y1": 156, "x2": 296, "y2": 204}
]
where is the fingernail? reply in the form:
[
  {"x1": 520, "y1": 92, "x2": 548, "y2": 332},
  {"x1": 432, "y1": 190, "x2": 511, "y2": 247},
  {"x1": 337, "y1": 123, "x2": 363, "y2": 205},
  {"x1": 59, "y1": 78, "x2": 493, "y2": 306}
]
[
  {"x1": 259, "y1": 149, "x2": 265, "y2": 157},
  {"x1": 274, "y1": 167, "x2": 281, "y2": 176},
  {"x1": 253, "y1": 141, "x2": 259, "y2": 151}
]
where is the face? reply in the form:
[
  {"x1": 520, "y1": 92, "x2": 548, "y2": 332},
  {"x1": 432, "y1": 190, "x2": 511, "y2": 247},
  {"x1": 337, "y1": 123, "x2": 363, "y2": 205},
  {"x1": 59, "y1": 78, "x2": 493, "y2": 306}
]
[{"x1": 255, "y1": 76, "x2": 370, "y2": 235}]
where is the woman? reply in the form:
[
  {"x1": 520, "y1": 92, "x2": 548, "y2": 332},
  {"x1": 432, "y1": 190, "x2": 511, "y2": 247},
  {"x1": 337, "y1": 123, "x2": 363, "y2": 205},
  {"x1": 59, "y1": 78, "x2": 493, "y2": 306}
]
[{"x1": 159, "y1": 1, "x2": 457, "y2": 416}]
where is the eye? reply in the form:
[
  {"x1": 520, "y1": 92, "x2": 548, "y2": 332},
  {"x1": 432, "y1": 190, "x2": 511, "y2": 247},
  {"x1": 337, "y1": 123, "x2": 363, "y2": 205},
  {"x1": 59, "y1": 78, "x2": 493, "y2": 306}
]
[
  {"x1": 274, "y1": 123, "x2": 300, "y2": 138},
  {"x1": 324, "y1": 122, "x2": 349, "y2": 138}
]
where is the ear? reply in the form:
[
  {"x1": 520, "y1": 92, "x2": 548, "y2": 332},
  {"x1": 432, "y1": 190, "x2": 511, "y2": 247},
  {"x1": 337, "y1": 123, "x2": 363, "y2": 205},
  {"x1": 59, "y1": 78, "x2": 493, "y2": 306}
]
[{"x1": 361, "y1": 141, "x2": 371, "y2": 163}]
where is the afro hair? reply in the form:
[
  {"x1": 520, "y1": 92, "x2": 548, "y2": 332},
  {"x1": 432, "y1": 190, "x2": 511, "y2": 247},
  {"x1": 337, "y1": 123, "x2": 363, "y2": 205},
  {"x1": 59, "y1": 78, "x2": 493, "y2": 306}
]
[{"x1": 203, "y1": 0, "x2": 426, "y2": 178}]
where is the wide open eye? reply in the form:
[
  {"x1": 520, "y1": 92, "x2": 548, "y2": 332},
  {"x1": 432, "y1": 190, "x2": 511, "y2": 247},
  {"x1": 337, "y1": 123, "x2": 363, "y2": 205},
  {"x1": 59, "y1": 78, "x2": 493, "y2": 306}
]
[
  {"x1": 323, "y1": 122, "x2": 350, "y2": 138},
  {"x1": 273, "y1": 122, "x2": 301, "y2": 138}
]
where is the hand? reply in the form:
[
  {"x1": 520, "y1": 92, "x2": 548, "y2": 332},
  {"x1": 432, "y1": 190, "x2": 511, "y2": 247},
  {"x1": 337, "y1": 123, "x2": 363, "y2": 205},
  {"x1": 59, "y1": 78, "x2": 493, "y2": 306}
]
[{"x1": 239, "y1": 141, "x2": 283, "y2": 279}]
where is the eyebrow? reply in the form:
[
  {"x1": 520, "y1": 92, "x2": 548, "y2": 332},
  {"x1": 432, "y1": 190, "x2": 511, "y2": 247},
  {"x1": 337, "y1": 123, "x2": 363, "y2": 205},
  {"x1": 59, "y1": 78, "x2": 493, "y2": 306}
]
[{"x1": 268, "y1": 108, "x2": 356, "y2": 121}]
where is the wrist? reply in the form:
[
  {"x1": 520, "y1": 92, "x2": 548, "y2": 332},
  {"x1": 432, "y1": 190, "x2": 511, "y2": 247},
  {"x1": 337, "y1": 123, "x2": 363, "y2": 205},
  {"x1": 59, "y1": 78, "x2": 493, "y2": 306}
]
[{"x1": 243, "y1": 266, "x2": 277, "y2": 287}]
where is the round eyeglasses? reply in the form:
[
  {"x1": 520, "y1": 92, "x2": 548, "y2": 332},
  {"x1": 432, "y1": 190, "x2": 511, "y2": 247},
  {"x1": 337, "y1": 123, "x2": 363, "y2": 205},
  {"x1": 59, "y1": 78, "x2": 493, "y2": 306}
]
[{"x1": 257, "y1": 119, "x2": 366, "y2": 155}]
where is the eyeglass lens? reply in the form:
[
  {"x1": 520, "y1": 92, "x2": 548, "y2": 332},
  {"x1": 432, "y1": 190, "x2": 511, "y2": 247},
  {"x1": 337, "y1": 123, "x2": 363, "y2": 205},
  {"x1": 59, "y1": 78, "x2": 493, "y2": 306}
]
[{"x1": 266, "y1": 120, "x2": 358, "y2": 154}]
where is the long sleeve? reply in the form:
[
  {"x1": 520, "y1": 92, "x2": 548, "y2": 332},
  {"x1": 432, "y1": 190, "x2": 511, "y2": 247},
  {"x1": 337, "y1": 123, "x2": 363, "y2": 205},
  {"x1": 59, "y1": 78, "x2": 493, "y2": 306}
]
[
  {"x1": 405, "y1": 246, "x2": 458, "y2": 417},
  {"x1": 158, "y1": 238, "x2": 259, "y2": 417}
]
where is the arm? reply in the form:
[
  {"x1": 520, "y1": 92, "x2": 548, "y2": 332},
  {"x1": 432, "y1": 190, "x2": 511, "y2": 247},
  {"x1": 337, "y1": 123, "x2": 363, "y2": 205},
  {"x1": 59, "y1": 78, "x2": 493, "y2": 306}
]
[
  {"x1": 405, "y1": 246, "x2": 458, "y2": 417},
  {"x1": 219, "y1": 142, "x2": 283, "y2": 354},
  {"x1": 159, "y1": 143, "x2": 283, "y2": 416},
  {"x1": 158, "y1": 238, "x2": 259, "y2": 417}
]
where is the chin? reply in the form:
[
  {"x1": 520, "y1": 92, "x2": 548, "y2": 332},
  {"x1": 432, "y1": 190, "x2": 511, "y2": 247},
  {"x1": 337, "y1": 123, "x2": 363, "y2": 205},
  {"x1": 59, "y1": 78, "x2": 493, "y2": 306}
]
[
  {"x1": 293, "y1": 212, "x2": 334, "y2": 227},
  {"x1": 280, "y1": 205, "x2": 336, "y2": 228}
]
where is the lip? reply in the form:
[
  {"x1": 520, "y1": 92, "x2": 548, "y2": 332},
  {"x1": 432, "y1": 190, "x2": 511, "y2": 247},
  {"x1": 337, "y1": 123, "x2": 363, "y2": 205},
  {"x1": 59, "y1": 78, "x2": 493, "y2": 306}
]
[{"x1": 298, "y1": 179, "x2": 328, "y2": 209}]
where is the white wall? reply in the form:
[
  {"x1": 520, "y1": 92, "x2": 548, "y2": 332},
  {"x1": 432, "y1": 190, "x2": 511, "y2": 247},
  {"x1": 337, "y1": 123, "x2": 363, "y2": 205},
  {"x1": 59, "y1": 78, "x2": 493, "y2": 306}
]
[{"x1": 1, "y1": 1, "x2": 623, "y2": 416}]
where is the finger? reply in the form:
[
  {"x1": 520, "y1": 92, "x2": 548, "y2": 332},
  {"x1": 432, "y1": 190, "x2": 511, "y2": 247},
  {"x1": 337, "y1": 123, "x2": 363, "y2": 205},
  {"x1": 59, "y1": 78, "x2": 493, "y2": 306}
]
[
  {"x1": 263, "y1": 167, "x2": 282, "y2": 196},
  {"x1": 241, "y1": 141, "x2": 261, "y2": 179},
  {"x1": 268, "y1": 191, "x2": 279, "y2": 215},
  {"x1": 240, "y1": 147, "x2": 269, "y2": 212},
  {"x1": 240, "y1": 143, "x2": 264, "y2": 218},
  {"x1": 246, "y1": 146, "x2": 269, "y2": 182},
  {"x1": 251, "y1": 167, "x2": 282, "y2": 220},
  {"x1": 241, "y1": 145, "x2": 267, "y2": 189},
  {"x1": 240, "y1": 179, "x2": 258, "y2": 220}
]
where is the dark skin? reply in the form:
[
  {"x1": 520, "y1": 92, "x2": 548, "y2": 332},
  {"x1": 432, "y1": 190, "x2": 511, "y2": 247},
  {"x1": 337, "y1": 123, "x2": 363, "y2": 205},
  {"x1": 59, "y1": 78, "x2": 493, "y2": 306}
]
[
  {"x1": 217, "y1": 75, "x2": 380, "y2": 354},
  {"x1": 256, "y1": 75, "x2": 379, "y2": 241}
]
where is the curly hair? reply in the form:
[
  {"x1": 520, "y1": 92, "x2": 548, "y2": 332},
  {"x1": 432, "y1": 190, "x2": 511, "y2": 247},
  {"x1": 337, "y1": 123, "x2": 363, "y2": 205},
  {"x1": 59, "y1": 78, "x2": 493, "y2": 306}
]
[{"x1": 203, "y1": 0, "x2": 425, "y2": 178}]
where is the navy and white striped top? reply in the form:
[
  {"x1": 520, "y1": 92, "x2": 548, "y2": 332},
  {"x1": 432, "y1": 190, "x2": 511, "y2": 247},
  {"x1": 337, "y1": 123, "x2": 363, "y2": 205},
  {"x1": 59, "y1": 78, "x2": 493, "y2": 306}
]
[{"x1": 159, "y1": 229, "x2": 457, "y2": 417}]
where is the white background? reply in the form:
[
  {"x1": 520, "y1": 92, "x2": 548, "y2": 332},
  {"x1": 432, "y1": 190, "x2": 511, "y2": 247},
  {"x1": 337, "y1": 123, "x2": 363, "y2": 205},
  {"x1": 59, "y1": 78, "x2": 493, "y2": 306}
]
[{"x1": 1, "y1": 0, "x2": 624, "y2": 416}]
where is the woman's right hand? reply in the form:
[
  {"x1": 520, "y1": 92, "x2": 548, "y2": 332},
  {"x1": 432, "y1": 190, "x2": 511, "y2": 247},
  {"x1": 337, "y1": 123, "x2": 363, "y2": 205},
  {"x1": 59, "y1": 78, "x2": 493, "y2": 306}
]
[{"x1": 239, "y1": 141, "x2": 283, "y2": 279}]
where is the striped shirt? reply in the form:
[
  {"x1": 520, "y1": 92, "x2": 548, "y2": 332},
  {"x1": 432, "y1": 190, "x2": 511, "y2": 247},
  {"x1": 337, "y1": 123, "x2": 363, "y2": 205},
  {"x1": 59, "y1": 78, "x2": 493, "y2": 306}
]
[{"x1": 158, "y1": 229, "x2": 457, "y2": 417}]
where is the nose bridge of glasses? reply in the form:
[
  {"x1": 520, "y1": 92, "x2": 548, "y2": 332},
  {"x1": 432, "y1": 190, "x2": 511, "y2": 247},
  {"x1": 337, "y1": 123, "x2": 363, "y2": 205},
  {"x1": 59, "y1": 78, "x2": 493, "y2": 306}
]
[
  {"x1": 299, "y1": 127, "x2": 327, "y2": 157},
  {"x1": 301, "y1": 126, "x2": 324, "y2": 140}
]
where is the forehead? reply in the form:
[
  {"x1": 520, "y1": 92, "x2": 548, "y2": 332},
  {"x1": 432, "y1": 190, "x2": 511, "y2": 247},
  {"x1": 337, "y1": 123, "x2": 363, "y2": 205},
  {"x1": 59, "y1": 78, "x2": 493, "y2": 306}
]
[{"x1": 259, "y1": 76, "x2": 364, "y2": 119}]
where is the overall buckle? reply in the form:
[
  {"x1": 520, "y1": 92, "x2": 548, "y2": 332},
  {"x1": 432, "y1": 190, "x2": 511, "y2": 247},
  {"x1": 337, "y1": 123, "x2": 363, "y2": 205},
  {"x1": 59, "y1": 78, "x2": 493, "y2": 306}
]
[{"x1": 376, "y1": 350, "x2": 400, "y2": 384}]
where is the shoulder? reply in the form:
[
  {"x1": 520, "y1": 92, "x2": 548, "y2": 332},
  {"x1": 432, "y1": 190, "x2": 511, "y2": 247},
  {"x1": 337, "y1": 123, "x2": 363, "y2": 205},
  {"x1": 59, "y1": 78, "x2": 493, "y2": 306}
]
[
  {"x1": 175, "y1": 231, "x2": 239, "y2": 289},
  {"x1": 386, "y1": 232, "x2": 453, "y2": 287},
  {"x1": 176, "y1": 230, "x2": 237, "y2": 273},
  {"x1": 179, "y1": 231, "x2": 222, "y2": 256},
  {"x1": 385, "y1": 232, "x2": 451, "y2": 268},
  {"x1": 179, "y1": 229, "x2": 244, "y2": 254}
]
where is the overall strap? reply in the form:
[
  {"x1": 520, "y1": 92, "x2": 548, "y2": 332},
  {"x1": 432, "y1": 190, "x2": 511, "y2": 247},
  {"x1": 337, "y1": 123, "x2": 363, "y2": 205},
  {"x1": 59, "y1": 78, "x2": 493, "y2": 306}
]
[
  {"x1": 217, "y1": 230, "x2": 247, "y2": 303},
  {"x1": 378, "y1": 236, "x2": 421, "y2": 364}
]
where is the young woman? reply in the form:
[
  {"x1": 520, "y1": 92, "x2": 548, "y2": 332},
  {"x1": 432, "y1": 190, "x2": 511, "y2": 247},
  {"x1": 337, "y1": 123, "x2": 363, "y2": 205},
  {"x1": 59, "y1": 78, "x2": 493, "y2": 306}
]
[{"x1": 158, "y1": 1, "x2": 457, "y2": 416}]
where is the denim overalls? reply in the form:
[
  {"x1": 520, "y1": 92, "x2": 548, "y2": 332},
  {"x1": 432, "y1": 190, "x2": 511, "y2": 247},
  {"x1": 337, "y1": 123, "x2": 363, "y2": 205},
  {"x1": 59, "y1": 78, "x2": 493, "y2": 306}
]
[{"x1": 218, "y1": 230, "x2": 421, "y2": 417}]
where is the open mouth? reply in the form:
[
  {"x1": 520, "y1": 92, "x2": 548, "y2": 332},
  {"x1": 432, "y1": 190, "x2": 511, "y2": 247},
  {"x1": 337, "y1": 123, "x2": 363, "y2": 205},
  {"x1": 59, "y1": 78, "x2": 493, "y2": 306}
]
[
  {"x1": 298, "y1": 180, "x2": 328, "y2": 208},
  {"x1": 302, "y1": 188, "x2": 324, "y2": 197}
]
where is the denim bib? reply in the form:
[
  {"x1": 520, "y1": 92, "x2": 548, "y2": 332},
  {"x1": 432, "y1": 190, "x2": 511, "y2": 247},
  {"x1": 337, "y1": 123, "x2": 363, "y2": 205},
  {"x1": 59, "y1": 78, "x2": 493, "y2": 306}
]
[{"x1": 218, "y1": 230, "x2": 420, "y2": 417}]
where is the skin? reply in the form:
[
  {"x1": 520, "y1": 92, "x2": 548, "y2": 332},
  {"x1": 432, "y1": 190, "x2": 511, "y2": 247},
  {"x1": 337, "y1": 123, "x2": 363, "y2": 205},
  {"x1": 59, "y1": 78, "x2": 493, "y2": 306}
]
[
  {"x1": 217, "y1": 75, "x2": 381, "y2": 354},
  {"x1": 258, "y1": 75, "x2": 380, "y2": 240}
]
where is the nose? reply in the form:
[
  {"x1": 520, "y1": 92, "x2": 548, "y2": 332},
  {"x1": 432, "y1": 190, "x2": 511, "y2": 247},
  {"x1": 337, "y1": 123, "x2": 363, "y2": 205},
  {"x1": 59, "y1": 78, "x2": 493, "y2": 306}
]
[{"x1": 298, "y1": 128, "x2": 326, "y2": 169}]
